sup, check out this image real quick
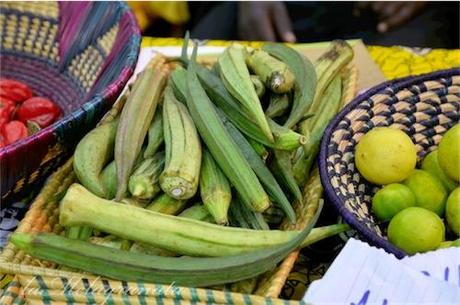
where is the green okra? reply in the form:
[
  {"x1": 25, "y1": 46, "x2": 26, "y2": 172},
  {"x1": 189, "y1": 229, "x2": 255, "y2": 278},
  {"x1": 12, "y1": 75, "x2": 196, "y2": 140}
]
[
  {"x1": 293, "y1": 76, "x2": 342, "y2": 186},
  {"x1": 246, "y1": 49, "x2": 295, "y2": 94},
  {"x1": 271, "y1": 149, "x2": 302, "y2": 203},
  {"x1": 160, "y1": 85, "x2": 201, "y2": 200},
  {"x1": 129, "y1": 152, "x2": 165, "y2": 201},
  {"x1": 217, "y1": 108, "x2": 296, "y2": 223},
  {"x1": 218, "y1": 44, "x2": 274, "y2": 142},
  {"x1": 200, "y1": 150, "x2": 232, "y2": 225},
  {"x1": 144, "y1": 109, "x2": 164, "y2": 158},
  {"x1": 115, "y1": 56, "x2": 169, "y2": 200},
  {"x1": 250, "y1": 75, "x2": 266, "y2": 98},
  {"x1": 145, "y1": 193, "x2": 187, "y2": 215},
  {"x1": 265, "y1": 93, "x2": 290, "y2": 118},
  {"x1": 262, "y1": 43, "x2": 317, "y2": 128},
  {"x1": 185, "y1": 45, "x2": 270, "y2": 212},
  {"x1": 73, "y1": 119, "x2": 118, "y2": 198},
  {"x1": 179, "y1": 204, "x2": 215, "y2": 223}
]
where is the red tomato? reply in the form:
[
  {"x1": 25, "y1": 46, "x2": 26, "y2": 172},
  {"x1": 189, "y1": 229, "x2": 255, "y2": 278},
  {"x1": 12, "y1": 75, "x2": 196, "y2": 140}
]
[
  {"x1": 0, "y1": 96, "x2": 15, "y2": 128},
  {"x1": 2, "y1": 120, "x2": 28, "y2": 145},
  {"x1": 0, "y1": 79, "x2": 33, "y2": 103},
  {"x1": 17, "y1": 97, "x2": 61, "y2": 128}
]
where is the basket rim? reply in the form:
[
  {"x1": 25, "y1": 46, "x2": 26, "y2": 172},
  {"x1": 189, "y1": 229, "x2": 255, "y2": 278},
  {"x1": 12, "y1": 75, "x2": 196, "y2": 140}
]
[
  {"x1": 318, "y1": 67, "x2": 460, "y2": 258},
  {"x1": 0, "y1": 1, "x2": 141, "y2": 155}
]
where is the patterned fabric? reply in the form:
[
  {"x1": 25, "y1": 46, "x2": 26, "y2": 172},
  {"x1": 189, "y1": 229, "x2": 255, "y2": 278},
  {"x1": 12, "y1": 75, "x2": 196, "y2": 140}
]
[
  {"x1": 319, "y1": 69, "x2": 460, "y2": 259},
  {"x1": 368, "y1": 46, "x2": 460, "y2": 80}
]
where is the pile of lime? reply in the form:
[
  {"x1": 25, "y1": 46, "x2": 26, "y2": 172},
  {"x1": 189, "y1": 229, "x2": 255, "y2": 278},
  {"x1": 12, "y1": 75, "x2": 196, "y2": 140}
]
[{"x1": 355, "y1": 124, "x2": 460, "y2": 255}]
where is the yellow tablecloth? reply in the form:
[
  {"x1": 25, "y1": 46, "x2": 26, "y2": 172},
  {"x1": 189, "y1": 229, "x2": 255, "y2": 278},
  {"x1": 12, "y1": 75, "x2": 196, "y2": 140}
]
[{"x1": 142, "y1": 37, "x2": 460, "y2": 81}]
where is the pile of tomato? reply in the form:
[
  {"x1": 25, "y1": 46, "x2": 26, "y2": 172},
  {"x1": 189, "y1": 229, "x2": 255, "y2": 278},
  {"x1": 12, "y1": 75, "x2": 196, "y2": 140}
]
[{"x1": 0, "y1": 79, "x2": 61, "y2": 147}]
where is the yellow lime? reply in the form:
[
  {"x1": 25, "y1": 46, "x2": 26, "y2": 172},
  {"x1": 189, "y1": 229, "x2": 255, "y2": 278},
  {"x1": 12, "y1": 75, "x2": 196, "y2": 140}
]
[
  {"x1": 355, "y1": 127, "x2": 417, "y2": 185},
  {"x1": 446, "y1": 187, "x2": 460, "y2": 236},
  {"x1": 388, "y1": 207, "x2": 445, "y2": 254},
  {"x1": 438, "y1": 124, "x2": 460, "y2": 182},
  {"x1": 422, "y1": 150, "x2": 458, "y2": 192},
  {"x1": 372, "y1": 183, "x2": 415, "y2": 221},
  {"x1": 403, "y1": 169, "x2": 447, "y2": 216}
]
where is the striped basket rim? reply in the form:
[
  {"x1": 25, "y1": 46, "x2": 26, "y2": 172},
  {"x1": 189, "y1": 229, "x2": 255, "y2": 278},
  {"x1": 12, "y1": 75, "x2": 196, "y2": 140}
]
[{"x1": 318, "y1": 67, "x2": 460, "y2": 258}]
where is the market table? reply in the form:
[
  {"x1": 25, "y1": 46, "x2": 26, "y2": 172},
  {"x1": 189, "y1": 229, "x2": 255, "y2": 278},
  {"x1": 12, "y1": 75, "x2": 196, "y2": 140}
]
[{"x1": 1, "y1": 38, "x2": 459, "y2": 299}]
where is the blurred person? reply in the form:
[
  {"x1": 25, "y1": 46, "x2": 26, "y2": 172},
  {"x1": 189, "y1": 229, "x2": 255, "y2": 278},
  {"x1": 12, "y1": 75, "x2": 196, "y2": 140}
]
[
  {"x1": 190, "y1": 1, "x2": 459, "y2": 48},
  {"x1": 129, "y1": 1, "x2": 189, "y2": 37}
]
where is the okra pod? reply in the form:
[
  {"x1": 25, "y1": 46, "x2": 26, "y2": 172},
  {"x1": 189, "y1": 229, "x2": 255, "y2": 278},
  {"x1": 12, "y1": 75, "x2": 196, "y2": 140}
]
[
  {"x1": 217, "y1": 108, "x2": 296, "y2": 223},
  {"x1": 172, "y1": 61, "x2": 304, "y2": 150},
  {"x1": 160, "y1": 85, "x2": 202, "y2": 200},
  {"x1": 293, "y1": 76, "x2": 342, "y2": 185},
  {"x1": 262, "y1": 43, "x2": 317, "y2": 128},
  {"x1": 73, "y1": 119, "x2": 118, "y2": 198},
  {"x1": 218, "y1": 45, "x2": 274, "y2": 142},
  {"x1": 265, "y1": 93, "x2": 290, "y2": 118},
  {"x1": 271, "y1": 150, "x2": 302, "y2": 203},
  {"x1": 115, "y1": 55, "x2": 169, "y2": 200},
  {"x1": 145, "y1": 193, "x2": 187, "y2": 215},
  {"x1": 179, "y1": 204, "x2": 215, "y2": 223},
  {"x1": 186, "y1": 46, "x2": 270, "y2": 212},
  {"x1": 143, "y1": 108, "x2": 164, "y2": 158},
  {"x1": 250, "y1": 75, "x2": 266, "y2": 98},
  {"x1": 128, "y1": 152, "x2": 165, "y2": 201},
  {"x1": 200, "y1": 150, "x2": 232, "y2": 224},
  {"x1": 246, "y1": 49, "x2": 295, "y2": 94}
]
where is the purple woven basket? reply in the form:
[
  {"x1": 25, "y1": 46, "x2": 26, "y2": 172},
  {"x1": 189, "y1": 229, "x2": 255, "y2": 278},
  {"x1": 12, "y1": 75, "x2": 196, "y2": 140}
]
[
  {"x1": 0, "y1": 1, "x2": 140, "y2": 204},
  {"x1": 319, "y1": 68, "x2": 460, "y2": 258}
]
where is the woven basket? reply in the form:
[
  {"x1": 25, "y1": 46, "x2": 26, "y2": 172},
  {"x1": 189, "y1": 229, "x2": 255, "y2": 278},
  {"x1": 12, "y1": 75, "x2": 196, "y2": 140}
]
[
  {"x1": 319, "y1": 68, "x2": 460, "y2": 258},
  {"x1": 0, "y1": 1, "x2": 140, "y2": 204},
  {"x1": 0, "y1": 60, "x2": 357, "y2": 302}
]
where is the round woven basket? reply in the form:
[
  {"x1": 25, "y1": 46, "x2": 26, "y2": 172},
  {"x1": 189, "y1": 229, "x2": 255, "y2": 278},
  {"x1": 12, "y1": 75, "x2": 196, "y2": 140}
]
[
  {"x1": 319, "y1": 68, "x2": 460, "y2": 257},
  {"x1": 0, "y1": 1, "x2": 140, "y2": 203}
]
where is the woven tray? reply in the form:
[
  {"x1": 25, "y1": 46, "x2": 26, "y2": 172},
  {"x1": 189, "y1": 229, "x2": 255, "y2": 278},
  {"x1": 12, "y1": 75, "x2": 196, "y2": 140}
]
[
  {"x1": 319, "y1": 68, "x2": 460, "y2": 257},
  {"x1": 0, "y1": 61, "x2": 357, "y2": 303}
]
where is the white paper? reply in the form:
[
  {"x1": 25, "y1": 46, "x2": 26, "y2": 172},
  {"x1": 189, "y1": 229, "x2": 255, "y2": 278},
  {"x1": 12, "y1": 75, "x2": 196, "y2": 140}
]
[
  {"x1": 400, "y1": 248, "x2": 460, "y2": 288},
  {"x1": 133, "y1": 46, "x2": 225, "y2": 76},
  {"x1": 303, "y1": 239, "x2": 460, "y2": 305}
]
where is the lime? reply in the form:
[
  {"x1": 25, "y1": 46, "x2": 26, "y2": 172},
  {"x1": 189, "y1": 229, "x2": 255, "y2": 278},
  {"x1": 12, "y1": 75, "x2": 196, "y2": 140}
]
[
  {"x1": 355, "y1": 127, "x2": 417, "y2": 185},
  {"x1": 438, "y1": 124, "x2": 460, "y2": 182},
  {"x1": 372, "y1": 183, "x2": 415, "y2": 221},
  {"x1": 403, "y1": 169, "x2": 447, "y2": 216},
  {"x1": 388, "y1": 207, "x2": 445, "y2": 254},
  {"x1": 438, "y1": 238, "x2": 460, "y2": 249},
  {"x1": 421, "y1": 150, "x2": 458, "y2": 192},
  {"x1": 446, "y1": 187, "x2": 460, "y2": 236}
]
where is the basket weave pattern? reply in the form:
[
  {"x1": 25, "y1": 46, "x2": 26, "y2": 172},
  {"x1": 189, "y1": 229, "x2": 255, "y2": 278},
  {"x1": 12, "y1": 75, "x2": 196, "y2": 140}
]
[
  {"x1": 0, "y1": 1, "x2": 140, "y2": 202},
  {"x1": 319, "y1": 68, "x2": 460, "y2": 257}
]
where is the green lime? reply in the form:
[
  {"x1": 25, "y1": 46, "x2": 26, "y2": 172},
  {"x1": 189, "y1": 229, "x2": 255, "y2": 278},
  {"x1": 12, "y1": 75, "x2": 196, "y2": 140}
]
[
  {"x1": 372, "y1": 183, "x2": 415, "y2": 221},
  {"x1": 438, "y1": 124, "x2": 460, "y2": 182},
  {"x1": 403, "y1": 169, "x2": 447, "y2": 216},
  {"x1": 421, "y1": 150, "x2": 458, "y2": 192},
  {"x1": 446, "y1": 187, "x2": 460, "y2": 236},
  {"x1": 438, "y1": 238, "x2": 460, "y2": 249},
  {"x1": 388, "y1": 207, "x2": 445, "y2": 254},
  {"x1": 355, "y1": 127, "x2": 417, "y2": 185}
]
